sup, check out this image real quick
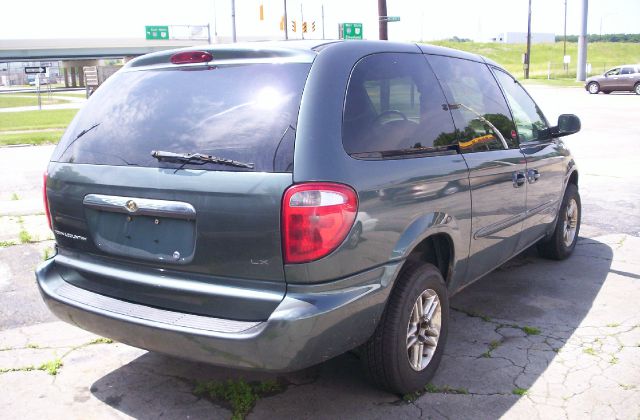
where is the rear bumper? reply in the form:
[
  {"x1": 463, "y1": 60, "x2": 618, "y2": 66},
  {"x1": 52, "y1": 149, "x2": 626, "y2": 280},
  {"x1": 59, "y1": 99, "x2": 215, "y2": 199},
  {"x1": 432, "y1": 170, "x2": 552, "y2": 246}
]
[{"x1": 36, "y1": 257, "x2": 401, "y2": 372}]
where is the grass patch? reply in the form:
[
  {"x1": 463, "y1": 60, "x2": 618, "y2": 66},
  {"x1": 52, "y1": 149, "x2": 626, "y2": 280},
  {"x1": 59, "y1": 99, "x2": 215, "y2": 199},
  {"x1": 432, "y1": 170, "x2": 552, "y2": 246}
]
[
  {"x1": 38, "y1": 358, "x2": 63, "y2": 375},
  {"x1": 194, "y1": 379, "x2": 282, "y2": 420},
  {"x1": 18, "y1": 230, "x2": 33, "y2": 244},
  {"x1": 0, "y1": 130, "x2": 65, "y2": 146},
  {"x1": 88, "y1": 337, "x2": 113, "y2": 345},
  {"x1": 429, "y1": 41, "x2": 640, "y2": 80},
  {"x1": 0, "y1": 241, "x2": 16, "y2": 247},
  {"x1": 521, "y1": 326, "x2": 541, "y2": 336},
  {"x1": 512, "y1": 387, "x2": 528, "y2": 396},
  {"x1": 0, "y1": 358, "x2": 63, "y2": 376},
  {"x1": 0, "y1": 109, "x2": 78, "y2": 131},
  {"x1": 0, "y1": 94, "x2": 69, "y2": 109},
  {"x1": 406, "y1": 383, "x2": 470, "y2": 402}
]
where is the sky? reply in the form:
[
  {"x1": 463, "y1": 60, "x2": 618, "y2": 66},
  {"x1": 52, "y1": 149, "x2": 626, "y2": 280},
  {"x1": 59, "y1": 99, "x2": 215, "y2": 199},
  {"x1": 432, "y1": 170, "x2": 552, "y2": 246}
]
[{"x1": 1, "y1": 0, "x2": 638, "y2": 42}]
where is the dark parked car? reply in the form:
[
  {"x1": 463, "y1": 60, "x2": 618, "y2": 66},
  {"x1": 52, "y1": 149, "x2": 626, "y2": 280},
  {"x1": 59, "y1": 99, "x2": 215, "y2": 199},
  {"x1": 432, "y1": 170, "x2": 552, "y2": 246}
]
[
  {"x1": 585, "y1": 64, "x2": 640, "y2": 94},
  {"x1": 37, "y1": 40, "x2": 581, "y2": 394}
]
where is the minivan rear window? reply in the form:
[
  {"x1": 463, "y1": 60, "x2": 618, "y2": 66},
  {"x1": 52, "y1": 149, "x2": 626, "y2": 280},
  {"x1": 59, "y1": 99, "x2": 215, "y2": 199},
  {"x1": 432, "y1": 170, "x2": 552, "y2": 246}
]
[{"x1": 52, "y1": 63, "x2": 311, "y2": 172}]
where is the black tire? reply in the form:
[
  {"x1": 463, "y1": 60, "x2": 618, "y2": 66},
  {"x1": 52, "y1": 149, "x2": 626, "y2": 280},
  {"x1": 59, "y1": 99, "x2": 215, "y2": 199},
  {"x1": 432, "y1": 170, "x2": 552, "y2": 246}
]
[
  {"x1": 362, "y1": 261, "x2": 449, "y2": 395},
  {"x1": 537, "y1": 183, "x2": 581, "y2": 260},
  {"x1": 603, "y1": 90, "x2": 611, "y2": 94},
  {"x1": 634, "y1": 83, "x2": 640, "y2": 95},
  {"x1": 587, "y1": 82, "x2": 600, "y2": 94}
]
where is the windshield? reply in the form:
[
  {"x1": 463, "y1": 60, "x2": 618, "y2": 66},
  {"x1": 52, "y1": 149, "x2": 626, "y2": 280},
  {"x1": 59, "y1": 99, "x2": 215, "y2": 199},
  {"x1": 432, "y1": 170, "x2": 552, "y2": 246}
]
[{"x1": 52, "y1": 62, "x2": 312, "y2": 172}]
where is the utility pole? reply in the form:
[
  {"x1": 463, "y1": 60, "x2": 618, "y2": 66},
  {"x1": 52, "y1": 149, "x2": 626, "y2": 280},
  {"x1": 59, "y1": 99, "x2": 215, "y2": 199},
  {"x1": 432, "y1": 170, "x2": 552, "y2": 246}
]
[
  {"x1": 321, "y1": 4, "x2": 325, "y2": 40},
  {"x1": 284, "y1": 0, "x2": 288, "y2": 40},
  {"x1": 576, "y1": 0, "x2": 588, "y2": 81},
  {"x1": 231, "y1": 0, "x2": 237, "y2": 43},
  {"x1": 378, "y1": 0, "x2": 388, "y2": 40},
  {"x1": 525, "y1": 0, "x2": 532, "y2": 79},
  {"x1": 300, "y1": 3, "x2": 305, "y2": 40},
  {"x1": 563, "y1": 0, "x2": 568, "y2": 58}
]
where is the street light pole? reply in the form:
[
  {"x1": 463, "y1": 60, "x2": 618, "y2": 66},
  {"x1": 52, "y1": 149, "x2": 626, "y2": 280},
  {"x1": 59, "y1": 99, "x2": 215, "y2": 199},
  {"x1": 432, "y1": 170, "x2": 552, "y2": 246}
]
[
  {"x1": 378, "y1": 0, "x2": 388, "y2": 40},
  {"x1": 563, "y1": 0, "x2": 568, "y2": 58},
  {"x1": 231, "y1": 0, "x2": 237, "y2": 43},
  {"x1": 525, "y1": 0, "x2": 532, "y2": 79},
  {"x1": 284, "y1": 0, "x2": 288, "y2": 40},
  {"x1": 576, "y1": 0, "x2": 588, "y2": 81}
]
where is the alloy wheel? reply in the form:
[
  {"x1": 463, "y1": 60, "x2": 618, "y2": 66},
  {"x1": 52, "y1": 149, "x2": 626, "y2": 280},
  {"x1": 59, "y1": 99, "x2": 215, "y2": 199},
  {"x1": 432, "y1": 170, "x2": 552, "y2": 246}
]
[{"x1": 406, "y1": 289, "x2": 441, "y2": 371}]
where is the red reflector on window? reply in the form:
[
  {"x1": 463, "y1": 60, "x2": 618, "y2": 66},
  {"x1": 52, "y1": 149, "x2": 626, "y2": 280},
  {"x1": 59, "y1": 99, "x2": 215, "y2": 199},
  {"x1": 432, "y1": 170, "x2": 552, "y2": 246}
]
[
  {"x1": 282, "y1": 183, "x2": 358, "y2": 264},
  {"x1": 170, "y1": 51, "x2": 213, "y2": 65}
]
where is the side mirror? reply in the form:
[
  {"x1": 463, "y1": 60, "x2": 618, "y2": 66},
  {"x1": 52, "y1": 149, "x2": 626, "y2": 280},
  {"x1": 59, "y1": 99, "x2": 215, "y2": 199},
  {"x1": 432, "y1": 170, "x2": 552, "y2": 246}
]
[{"x1": 555, "y1": 114, "x2": 581, "y2": 137}]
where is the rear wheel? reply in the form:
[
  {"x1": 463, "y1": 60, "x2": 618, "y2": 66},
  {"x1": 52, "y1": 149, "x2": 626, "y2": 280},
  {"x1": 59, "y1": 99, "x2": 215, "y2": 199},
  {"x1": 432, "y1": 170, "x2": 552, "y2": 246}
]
[
  {"x1": 634, "y1": 83, "x2": 640, "y2": 95},
  {"x1": 537, "y1": 183, "x2": 581, "y2": 260},
  {"x1": 587, "y1": 82, "x2": 600, "y2": 94},
  {"x1": 362, "y1": 262, "x2": 449, "y2": 394}
]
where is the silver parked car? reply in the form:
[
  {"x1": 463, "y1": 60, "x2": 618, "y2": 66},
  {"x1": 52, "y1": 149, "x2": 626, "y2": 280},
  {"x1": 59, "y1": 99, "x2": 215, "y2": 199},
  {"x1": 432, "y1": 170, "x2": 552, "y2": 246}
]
[{"x1": 585, "y1": 64, "x2": 640, "y2": 94}]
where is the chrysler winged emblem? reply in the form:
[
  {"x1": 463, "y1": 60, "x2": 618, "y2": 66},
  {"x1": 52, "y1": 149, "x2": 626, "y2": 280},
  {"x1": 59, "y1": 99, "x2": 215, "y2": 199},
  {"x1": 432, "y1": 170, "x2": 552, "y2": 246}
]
[{"x1": 125, "y1": 200, "x2": 138, "y2": 213}]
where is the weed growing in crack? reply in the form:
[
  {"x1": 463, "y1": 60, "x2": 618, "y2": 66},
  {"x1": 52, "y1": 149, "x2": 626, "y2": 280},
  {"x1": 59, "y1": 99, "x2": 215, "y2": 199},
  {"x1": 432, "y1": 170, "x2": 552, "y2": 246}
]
[
  {"x1": 88, "y1": 337, "x2": 113, "y2": 345},
  {"x1": 26, "y1": 343, "x2": 40, "y2": 349},
  {"x1": 19, "y1": 230, "x2": 33, "y2": 244},
  {"x1": 609, "y1": 356, "x2": 619, "y2": 365},
  {"x1": 39, "y1": 359, "x2": 63, "y2": 375},
  {"x1": 423, "y1": 383, "x2": 469, "y2": 395},
  {"x1": 0, "y1": 359, "x2": 63, "y2": 376},
  {"x1": 512, "y1": 387, "x2": 528, "y2": 396},
  {"x1": 620, "y1": 384, "x2": 635, "y2": 391},
  {"x1": 481, "y1": 340, "x2": 502, "y2": 358},
  {"x1": 0, "y1": 241, "x2": 16, "y2": 247},
  {"x1": 583, "y1": 347, "x2": 597, "y2": 356},
  {"x1": 606, "y1": 323, "x2": 620, "y2": 328},
  {"x1": 10, "y1": 193, "x2": 19, "y2": 201},
  {"x1": 521, "y1": 326, "x2": 541, "y2": 336},
  {"x1": 194, "y1": 379, "x2": 283, "y2": 420}
]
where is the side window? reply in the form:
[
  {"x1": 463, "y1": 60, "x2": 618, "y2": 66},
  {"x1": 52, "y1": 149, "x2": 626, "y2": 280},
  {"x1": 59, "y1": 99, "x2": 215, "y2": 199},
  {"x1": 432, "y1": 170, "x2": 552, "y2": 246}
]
[
  {"x1": 493, "y1": 69, "x2": 550, "y2": 144},
  {"x1": 427, "y1": 55, "x2": 517, "y2": 153},
  {"x1": 342, "y1": 53, "x2": 457, "y2": 157},
  {"x1": 620, "y1": 67, "x2": 634, "y2": 75},
  {"x1": 605, "y1": 68, "x2": 620, "y2": 76}
]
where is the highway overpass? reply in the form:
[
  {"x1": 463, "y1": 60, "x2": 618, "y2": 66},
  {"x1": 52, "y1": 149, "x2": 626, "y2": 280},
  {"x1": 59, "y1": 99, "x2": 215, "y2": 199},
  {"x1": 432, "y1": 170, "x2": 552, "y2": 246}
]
[{"x1": 0, "y1": 38, "x2": 215, "y2": 61}]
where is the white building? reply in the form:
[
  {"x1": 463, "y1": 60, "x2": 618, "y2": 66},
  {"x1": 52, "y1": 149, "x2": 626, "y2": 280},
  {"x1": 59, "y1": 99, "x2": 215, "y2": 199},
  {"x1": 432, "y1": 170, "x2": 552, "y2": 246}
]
[{"x1": 491, "y1": 32, "x2": 556, "y2": 44}]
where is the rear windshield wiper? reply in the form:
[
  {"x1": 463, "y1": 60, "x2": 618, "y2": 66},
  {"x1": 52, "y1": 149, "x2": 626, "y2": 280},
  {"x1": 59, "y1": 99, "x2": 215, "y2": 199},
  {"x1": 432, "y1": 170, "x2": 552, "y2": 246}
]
[{"x1": 151, "y1": 150, "x2": 254, "y2": 169}]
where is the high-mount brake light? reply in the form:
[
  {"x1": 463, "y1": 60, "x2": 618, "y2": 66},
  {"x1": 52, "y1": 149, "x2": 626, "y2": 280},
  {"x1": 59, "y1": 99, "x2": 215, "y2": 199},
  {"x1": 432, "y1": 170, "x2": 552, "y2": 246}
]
[
  {"x1": 170, "y1": 51, "x2": 213, "y2": 65},
  {"x1": 282, "y1": 183, "x2": 358, "y2": 264}
]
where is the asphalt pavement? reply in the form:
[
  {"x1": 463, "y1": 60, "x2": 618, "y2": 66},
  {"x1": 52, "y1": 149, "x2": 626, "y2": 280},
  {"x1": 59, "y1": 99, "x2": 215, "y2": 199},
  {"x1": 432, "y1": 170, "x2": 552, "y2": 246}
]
[{"x1": 0, "y1": 85, "x2": 638, "y2": 420}]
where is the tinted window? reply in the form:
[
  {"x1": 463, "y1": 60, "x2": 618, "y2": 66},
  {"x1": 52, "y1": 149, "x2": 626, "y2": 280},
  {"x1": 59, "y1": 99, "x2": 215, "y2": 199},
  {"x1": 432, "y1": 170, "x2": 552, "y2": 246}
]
[
  {"x1": 621, "y1": 67, "x2": 634, "y2": 75},
  {"x1": 52, "y1": 63, "x2": 311, "y2": 172},
  {"x1": 428, "y1": 55, "x2": 517, "y2": 153},
  {"x1": 342, "y1": 53, "x2": 456, "y2": 157},
  {"x1": 493, "y1": 69, "x2": 550, "y2": 143}
]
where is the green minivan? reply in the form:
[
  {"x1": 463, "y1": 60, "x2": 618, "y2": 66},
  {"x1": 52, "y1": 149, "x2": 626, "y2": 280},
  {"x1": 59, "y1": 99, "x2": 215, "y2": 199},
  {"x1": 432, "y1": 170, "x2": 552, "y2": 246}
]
[{"x1": 37, "y1": 40, "x2": 581, "y2": 394}]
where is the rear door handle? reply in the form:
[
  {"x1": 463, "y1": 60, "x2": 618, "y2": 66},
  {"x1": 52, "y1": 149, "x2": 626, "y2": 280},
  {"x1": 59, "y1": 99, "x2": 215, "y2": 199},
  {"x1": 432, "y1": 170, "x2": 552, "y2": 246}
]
[
  {"x1": 512, "y1": 171, "x2": 526, "y2": 188},
  {"x1": 527, "y1": 169, "x2": 541, "y2": 183}
]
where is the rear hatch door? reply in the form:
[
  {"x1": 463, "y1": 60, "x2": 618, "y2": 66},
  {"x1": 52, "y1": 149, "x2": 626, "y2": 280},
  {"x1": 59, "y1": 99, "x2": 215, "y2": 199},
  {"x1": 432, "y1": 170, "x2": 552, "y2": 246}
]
[{"x1": 47, "y1": 53, "x2": 313, "y2": 320}]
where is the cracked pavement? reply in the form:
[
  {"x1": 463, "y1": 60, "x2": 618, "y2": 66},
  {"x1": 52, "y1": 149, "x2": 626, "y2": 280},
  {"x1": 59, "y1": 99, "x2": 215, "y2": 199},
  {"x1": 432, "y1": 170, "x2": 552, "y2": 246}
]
[{"x1": 1, "y1": 86, "x2": 639, "y2": 419}]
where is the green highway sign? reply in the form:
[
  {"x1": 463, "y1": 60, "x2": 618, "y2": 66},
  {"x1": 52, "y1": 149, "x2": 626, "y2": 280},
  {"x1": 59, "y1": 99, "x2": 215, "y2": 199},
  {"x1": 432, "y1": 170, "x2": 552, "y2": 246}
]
[
  {"x1": 145, "y1": 26, "x2": 170, "y2": 40},
  {"x1": 340, "y1": 23, "x2": 363, "y2": 40}
]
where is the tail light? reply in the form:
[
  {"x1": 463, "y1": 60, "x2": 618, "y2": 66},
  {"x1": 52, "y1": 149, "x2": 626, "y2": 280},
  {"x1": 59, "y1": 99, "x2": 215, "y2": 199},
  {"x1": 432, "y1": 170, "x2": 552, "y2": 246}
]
[
  {"x1": 43, "y1": 171, "x2": 52, "y2": 230},
  {"x1": 282, "y1": 183, "x2": 358, "y2": 264}
]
